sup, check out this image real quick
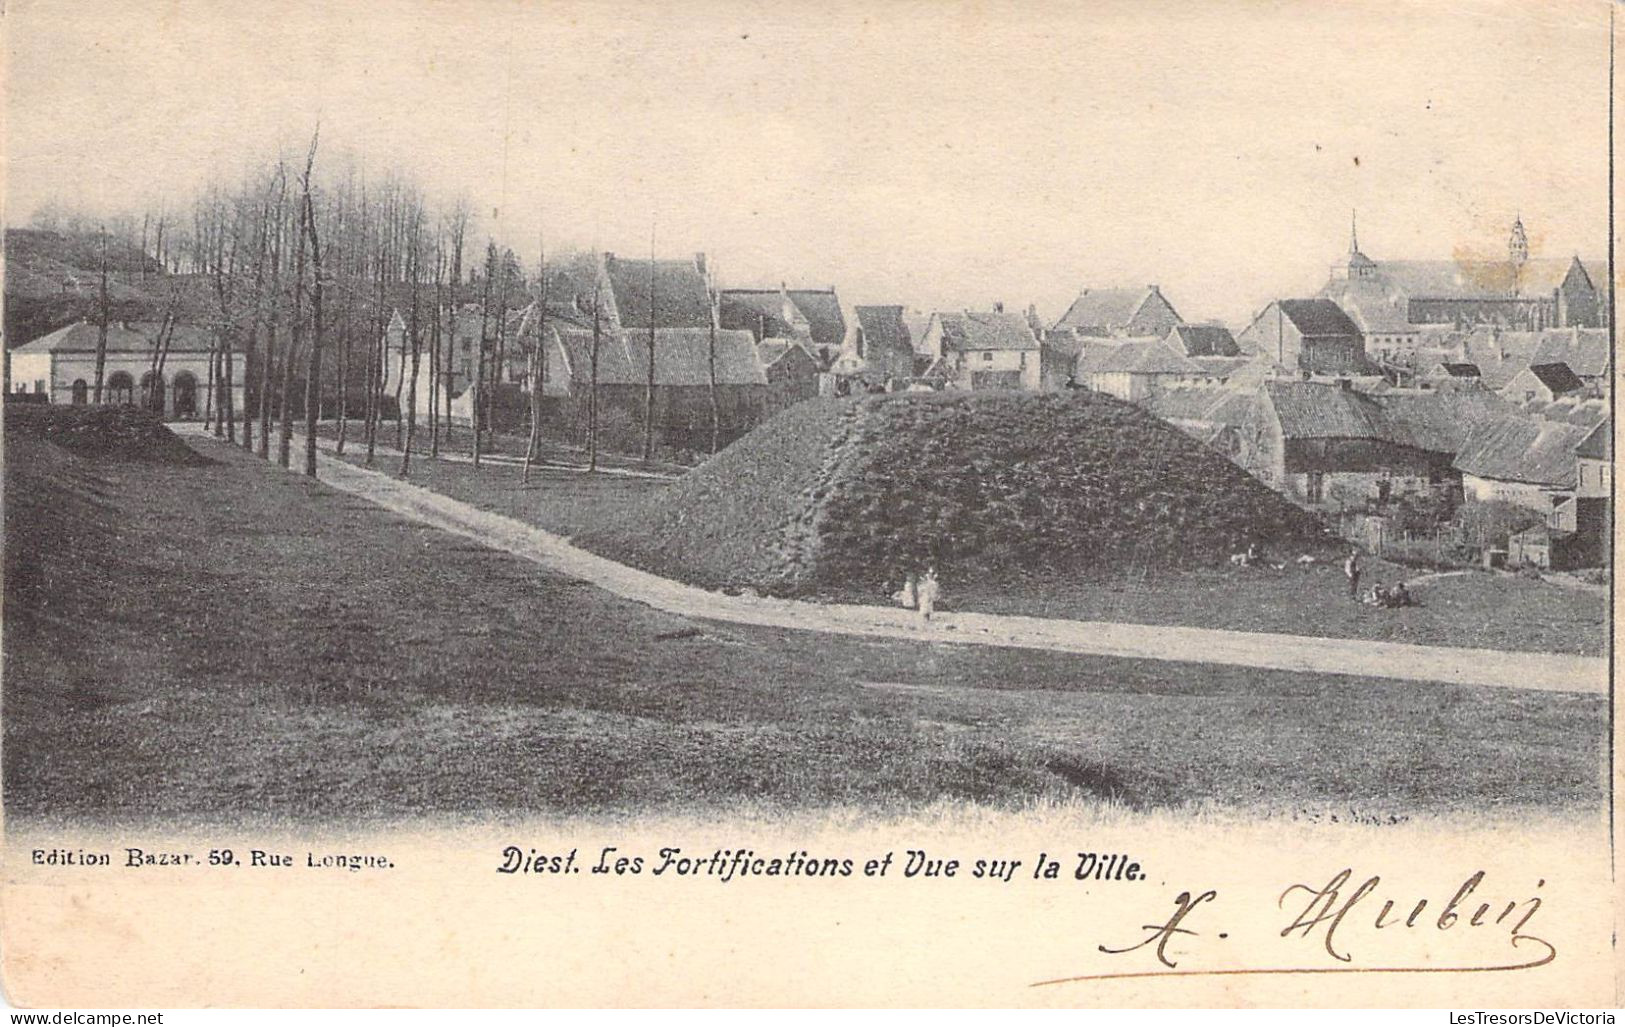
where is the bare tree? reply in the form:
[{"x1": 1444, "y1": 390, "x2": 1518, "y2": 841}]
[
  {"x1": 471, "y1": 240, "x2": 495, "y2": 470},
  {"x1": 588, "y1": 280, "x2": 601, "y2": 473},
  {"x1": 642, "y1": 226, "x2": 656, "y2": 462},
  {"x1": 523, "y1": 231, "x2": 548, "y2": 484},
  {"x1": 92, "y1": 227, "x2": 109, "y2": 403},
  {"x1": 300, "y1": 129, "x2": 325, "y2": 478},
  {"x1": 400, "y1": 204, "x2": 425, "y2": 478}
]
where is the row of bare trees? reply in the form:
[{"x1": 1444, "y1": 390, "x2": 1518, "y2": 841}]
[
  {"x1": 121, "y1": 133, "x2": 576, "y2": 482},
  {"x1": 65, "y1": 130, "x2": 736, "y2": 482}
]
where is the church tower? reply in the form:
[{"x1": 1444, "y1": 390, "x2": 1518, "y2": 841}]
[{"x1": 1508, "y1": 215, "x2": 1529, "y2": 266}]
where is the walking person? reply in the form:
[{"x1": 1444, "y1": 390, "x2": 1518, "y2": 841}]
[
  {"x1": 1344, "y1": 547, "x2": 1361, "y2": 602},
  {"x1": 916, "y1": 566, "x2": 940, "y2": 624}
]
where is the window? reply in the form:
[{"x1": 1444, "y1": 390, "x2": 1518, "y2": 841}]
[
  {"x1": 982, "y1": 351, "x2": 993, "y2": 362},
  {"x1": 1019, "y1": 352, "x2": 1027, "y2": 368},
  {"x1": 71, "y1": 379, "x2": 88, "y2": 404}
]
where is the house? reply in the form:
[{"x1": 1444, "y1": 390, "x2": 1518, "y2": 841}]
[
  {"x1": 1502, "y1": 362, "x2": 1583, "y2": 404},
  {"x1": 1421, "y1": 362, "x2": 1483, "y2": 389},
  {"x1": 719, "y1": 285, "x2": 847, "y2": 369},
  {"x1": 757, "y1": 338, "x2": 821, "y2": 415},
  {"x1": 1453, "y1": 415, "x2": 1591, "y2": 513},
  {"x1": 914, "y1": 307, "x2": 1041, "y2": 391},
  {"x1": 9, "y1": 319, "x2": 244, "y2": 420},
  {"x1": 1239, "y1": 380, "x2": 1509, "y2": 508},
  {"x1": 1086, "y1": 339, "x2": 1203, "y2": 401},
  {"x1": 546, "y1": 324, "x2": 767, "y2": 452},
  {"x1": 1142, "y1": 388, "x2": 1258, "y2": 460},
  {"x1": 847, "y1": 304, "x2": 916, "y2": 386},
  {"x1": 1560, "y1": 417, "x2": 1613, "y2": 566},
  {"x1": 1236, "y1": 298, "x2": 1369, "y2": 376},
  {"x1": 1320, "y1": 215, "x2": 1606, "y2": 332},
  {"x1": 1164, "y1": 323, "x2": 1240, "y2": 357},
  {"x1": 1052, "y1": 285, "x2": 1182, "y2": 338}
]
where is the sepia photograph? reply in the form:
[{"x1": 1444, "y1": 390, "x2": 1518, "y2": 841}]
[{"x1": 0, "y1": 0, "x2": 1616, "y2": 1010}]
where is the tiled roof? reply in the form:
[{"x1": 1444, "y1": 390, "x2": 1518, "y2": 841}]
[
  {"x1": 602, "y1": 254, "x2": 713, "y2": 330},
  {"x1": 1575, "y1": 418, "x2": 1612, "y2": 460},
  {"x1": 1264, "y1": 380, "x2": 1512, "y2": 453},
  {"x1": 13, "y1": 319, "x2": 216, "y2": 354},
  {"x1": 784, "y1": 289, "x2": 846, "y2": 352},
  {"x1": 931, "y1": 310, "x2": 1039, "y2": 352},
  {"x1": 1277, "y1": 298, "x2": 1361, "y2": 337},
  {"x1": 1455, "y1": 415, "x2": 1590, "y2": 488},
  {"x1": 719, "y1": 290, "x2": 802, "y2": 339},
  {"x1": 1526, "y1": 362, "x2": 1584, "y2": 395},
  {"x1": 1368, "y1": 256, "x2": 1601, "y2": 301},
  {"x1": 854, "y1": 305, "x2": 911, "y2": 354},
  {"x1": 1166, "y1": 323, "x2": 1241, "y2": 357},
  {"x1": 1094, "y1": 340, "x2": 1202, "y2": 374},
  {"x1": 554, "y1": 327, "x2": 765, "y2": 387},
  {"x1": 1054, "y1": 287, "x2": 1167, "y2": 332},
  {"x1": 757, "y1": 337, "x2": 817, "y2": 369}
]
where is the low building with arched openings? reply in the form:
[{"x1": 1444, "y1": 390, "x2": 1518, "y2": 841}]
[{"x1": 8, "y1": 320, "x2": 243, "y2": 420}]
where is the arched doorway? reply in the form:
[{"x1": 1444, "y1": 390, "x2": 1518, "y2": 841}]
[
  {"x1": 172, "y1": 372, "x2": 198, "y2": 419},
  {"x1": 71, "y1": 379, "x2": 88, "y2": 405},
  {"x1": 106, "y1": 371, "x2": 135, "y2": 406},
  {"x1": 140, "y1": 371, "x2": 166, "y2": 415}
]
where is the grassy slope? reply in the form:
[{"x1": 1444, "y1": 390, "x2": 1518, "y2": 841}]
[
  {"x1": 582, "y1": 392, "x2": 1329, "y2": 595},
  {"x1": 2, "y1": 412, "x2": 1605, "y2": 824},
  {"x1": 317, "y1": 415, "x2": 1608, "y2": 655}
]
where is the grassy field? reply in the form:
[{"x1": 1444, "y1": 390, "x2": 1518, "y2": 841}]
[
  {"x1": 2, "y1": 410, "x2": 1607, "y2": 825},
  {"x1": 315, "y1": 418, "x2": 1608, "y2": 657}
]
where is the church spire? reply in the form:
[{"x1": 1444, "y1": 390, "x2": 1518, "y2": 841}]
[{"x1": 1345, "y1": 208, "x2": 1376, "y2": 278}]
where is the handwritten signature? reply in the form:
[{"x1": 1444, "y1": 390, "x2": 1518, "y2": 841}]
[{"x1": 1032, "y1": 868, "x2": 1554, "y2": 987}]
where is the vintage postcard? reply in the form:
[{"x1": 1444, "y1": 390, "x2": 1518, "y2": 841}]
[{"x1": 1, "y1": 0, "x2": 1617, "y2": 1010}]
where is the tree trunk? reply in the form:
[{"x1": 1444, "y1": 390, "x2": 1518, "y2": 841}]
[
  {"x1": 93, "y1": 228, "x2": 109, "y2": 403},
  {"x1": 300, "y1": 133, "x2": 324, "y2": 479}
]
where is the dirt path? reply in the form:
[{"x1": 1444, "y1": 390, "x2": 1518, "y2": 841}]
[{"x1": 186, "y1": 426, "x2": 1608, "y2": 696}]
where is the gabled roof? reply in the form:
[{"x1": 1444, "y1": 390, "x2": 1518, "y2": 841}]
[
  {"x1": 1523, "y1": 362, "x2": 1584, "y2": 395},
  {"x1": 719, "y1": 289, "x2": 805, "y2": 339},
  {"x1": 1575, "y1": 418, "x2": 1612, "y2": 460},
  {"x1": 553, "y1": 327, "x2": 766, "y2": 387},
  {"x1": 1188, "y1": 355, "x2": 1254, "y2": 378},
  {"x1": 1454, "y1": 415, "x2": 1591, "y2": 488},
  {"x1": 1277, "y1": 298, "x2": 1361, "y2": 337},
  {"x1": 757, "y1": 337, "x2": 817, "y2": 369},
  {"x1": 601, "y1": 254, "x2": 713, "y2": 330},
  {"x1": 1263, "y1": 380, "x2": 1512, "y2": 454},
  {"x1": 784, "y1": 289, "x2": 845, "y2": 352},
  {"x1": 1367, "y1": 256, "x2": 1603, "y2": 301},
  {"x1": 854, "y1": 305, "x2": 911, "y2": 354},
  {"x1": 930, "y1": 310, "x2": 1039, "y2": 352},
  {"x1": 1053, "y1": 286, "x2": 1175, "y2": 332},
  {"x1": 1143, "y1": 387, "x2": 1258, "y2": 427},
  {"x1": 1531, "y1": 328, "x2": 1611, "y2": 378},
  {"x1": 1430, "y1": 362, "x2": 1482, "y2": 378},
  {"x1": 1093, "y1": 340, "x2": 1202, "y2": 375},
  {"x1": 1165, "y1": 323, "x2": 1240, "y2": 357},
  {"x1": 13, "y1": 319, "x2": 216, "y2": 354}
]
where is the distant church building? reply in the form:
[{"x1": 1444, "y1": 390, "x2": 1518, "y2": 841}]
[{"x1": 1320, "y1": 214, "x2": 1606, "y2": 353}]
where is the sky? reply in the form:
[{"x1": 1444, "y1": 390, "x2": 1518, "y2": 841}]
[{"x1": 4, "y1": 0, "x2": 1614, "y2": 327}]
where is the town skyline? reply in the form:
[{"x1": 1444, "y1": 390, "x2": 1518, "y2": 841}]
[{"x1": 6, "y1": 0, "x2": 1612, "y2": 327}]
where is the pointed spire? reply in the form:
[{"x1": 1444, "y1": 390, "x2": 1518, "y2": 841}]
[{"x1": 1350, "y1": 208, "x2": 1359, "y2": 254}]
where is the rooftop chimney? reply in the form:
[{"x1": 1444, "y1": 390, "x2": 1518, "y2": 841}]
[{"x1": 694, "y1": 252, "x2": 707, "y2": 277}]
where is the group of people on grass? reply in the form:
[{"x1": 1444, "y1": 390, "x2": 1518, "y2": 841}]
[{"x1": 1343, "y1": 548, "x2": 1417, "y2": 608}]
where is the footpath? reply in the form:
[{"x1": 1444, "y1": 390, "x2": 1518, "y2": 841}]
[{"x1": 182, "y1": 425, "x2": 1609, "y2": 696}]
